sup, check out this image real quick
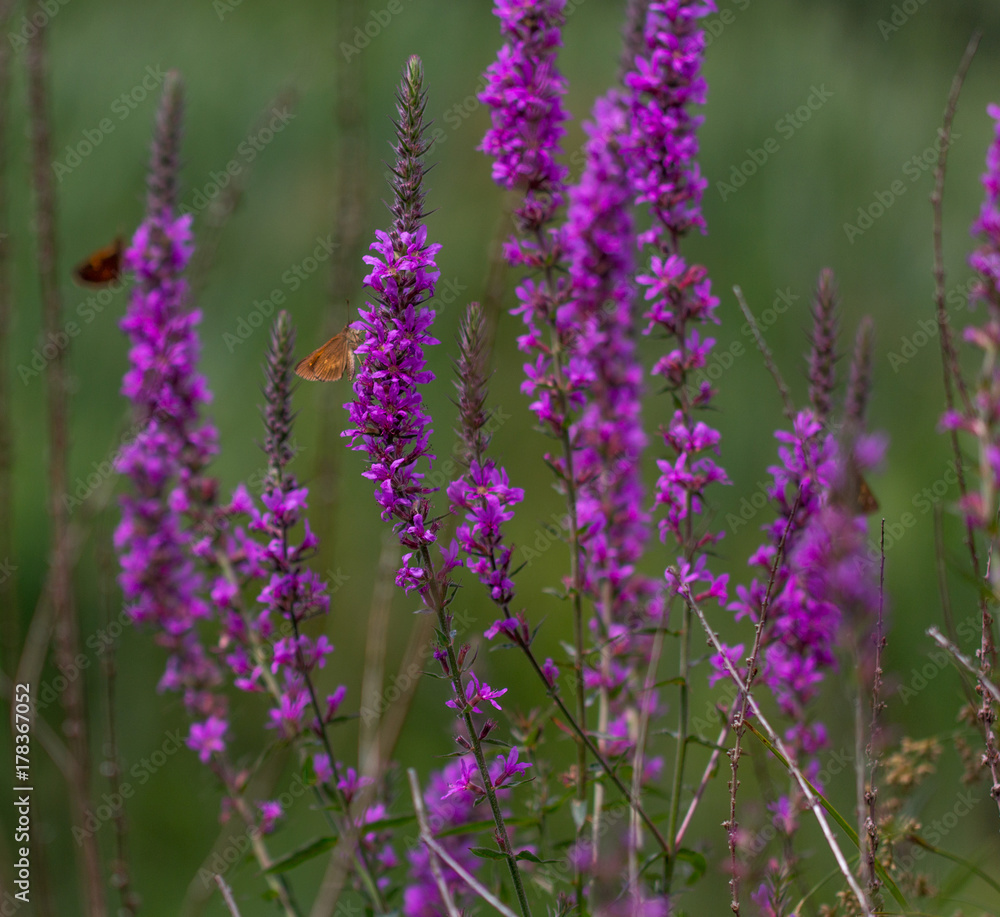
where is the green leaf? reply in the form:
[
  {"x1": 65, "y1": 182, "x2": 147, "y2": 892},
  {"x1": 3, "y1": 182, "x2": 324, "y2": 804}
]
[
  {"x1": 676, "y1": 847, "x2": 707, "y2": 886},
  {"x1": 685, "y1": 733, "x2": 727, "y2": 752},
  {"x1": 263, "y1": 836, "x2": 338, "y2": 874},
  {"x1": 514, "y1": 850, "x2": 559, "y2": 864},
  {"x1": 469, "y1": 846, "x2": 507, "y2": 861},
  {"x1": 361, "y1": 813, "x2": 416, "y2": 833},
  {"x1": 435, "y1": 818, "x2": 497, "y2": 839},
  {"x1": 907, "y1": 833, "x2": 1000, "y2": 896}
]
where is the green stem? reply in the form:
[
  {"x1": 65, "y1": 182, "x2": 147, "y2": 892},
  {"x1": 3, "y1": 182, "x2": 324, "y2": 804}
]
[
  {"x1": 664, "y1": 600, "x2": 690, "y2": 887},
  {"x1": 516, "y1": 635, "x2": 670, "y2": 854},
  {"x1": 420, "y1": 545, "x2": 533, "y2": 917}
]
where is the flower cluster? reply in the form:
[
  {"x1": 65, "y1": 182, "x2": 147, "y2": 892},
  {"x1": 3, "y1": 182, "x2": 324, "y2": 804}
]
[
  {"x1": 627, "y1": 1, "x2": 729, "y2": 598},
  {"x1": 479, "y1": 0, "x2": 575, "y2": 445},
  {"x1": 344, "y1": 58, "x2": 443, "y2": 593},
  {"x1": 115, "y1": 74, "x2": 227, "y2": 751},
  {"x1": 219, "y1": 313, "x2": 342, "y2": 749},
  {"x1": 448, "y1": 302, "x2": 525, "y2": 611},
  {"x1": 719, "y1": 283, "x2": 885, "y2": 806},
  {"x1": 942, "y1": 103, "x2": 1000, "y2": 530}
]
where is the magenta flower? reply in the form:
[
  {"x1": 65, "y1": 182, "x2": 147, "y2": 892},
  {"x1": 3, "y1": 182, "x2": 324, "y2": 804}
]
[
  {"x1": 187, "y1": 715, "x2": 227, "y2": 763},
  {"x1": 445, "y1": 671, "x2": 508, "y2": 713},
  {"x1": 492, "y1": 746, "x2": 533, "y2": 788},
  {"x1": 447, "y1": 458, "x2": 524, "y2": 607},
  {"x1": 404, "y1": 758, "x2": 489, "y2": 916},
  {"x1": 257, "y1": 800, "x2": 282, "y2": 835}
]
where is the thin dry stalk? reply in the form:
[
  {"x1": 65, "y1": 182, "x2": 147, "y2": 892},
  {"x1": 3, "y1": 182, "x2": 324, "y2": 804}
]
[
  {"x1": 96, "y1": 526, "x2": 139, "y2": 916},
  {"x1": 734, "y1": 286, "x2": 796, "y2": 422},
  {"x1": 214, "y1": 874, "x2": 243, "y2": 917},
  {"x1": 927, "y1": 34, "x2": 1000, "y2": 798},
  {"x1": 359, "y1": 530, "x2": 401, "y2": 778},
  {"x1": 25, "y1": 21, "x2": 105, "y2": 917},
  {"x1": 310, "y1": 533, "x2": 400, "y2": 917},
  {"x1": 681, "y1": 583, "x2": 875, "y2": 917},
  {"x1": 674, "y1": 700, "x2": 737, "y2": 849},
  {"x1": 416, "y1": 828, "x2": 520, "y2": 917},
  {"x1": 407, "y1": 769, "x2": 462, "y2": 917},
  {"x1": 862, "y1": 520, "x2": 887, "y2": 903},
  {"x1": 0, "y1": 0, "x2": 17, "y2": 670},
  {"x1": 929, "y1": 627, "x2": 1000, "y2": 707},
  {"x1": 724, "y1": 494, "x2": 799, "y2": 915}
]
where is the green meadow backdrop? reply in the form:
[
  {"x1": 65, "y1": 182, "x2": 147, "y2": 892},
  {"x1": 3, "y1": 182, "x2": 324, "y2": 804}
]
[{"x1": 2, "y1": 0, "x2": 1000, "y2": 914}]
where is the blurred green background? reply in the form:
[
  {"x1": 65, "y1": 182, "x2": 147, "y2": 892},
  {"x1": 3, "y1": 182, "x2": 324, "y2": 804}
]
[{"x1": 3, "y1": 0, "x2": 1000, "y2": 914}]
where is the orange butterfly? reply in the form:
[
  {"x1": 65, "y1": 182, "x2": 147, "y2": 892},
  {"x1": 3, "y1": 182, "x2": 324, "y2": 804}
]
[
  {"x1": 74, "y1": 236, "x2": 123, "y2": 286},
  {"x1": 295, "y1": 325, "x2": 363, "y2": 382}
]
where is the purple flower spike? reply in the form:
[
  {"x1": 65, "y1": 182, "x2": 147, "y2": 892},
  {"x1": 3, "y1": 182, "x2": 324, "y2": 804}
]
[
  {"x1": 345, "y1": 57, "x2": 444, "y2": 593},
  {"x1": 479, "y1": 0, "x2": 569, "y2": 218},
  {"x1": 623, "y1": 2, "x2": 730, "y2": 612},
  {"x1": 115, "y1": 72, "x2": 227, "y2": 741}
]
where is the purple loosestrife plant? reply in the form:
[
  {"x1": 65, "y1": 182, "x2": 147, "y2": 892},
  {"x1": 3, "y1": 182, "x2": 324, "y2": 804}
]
[
  {"x1": 625, "y1": 0, "x2": 728, "y2": 585},
  {"x1": 224, "y1": 312, "x2": 341, "y2": 750},
  {"x1": 622, "y1": 0, "x2": 729, "y2": 885},
  {"x1": 344, "y1": 55, "x2": 443, "y2": 595},
  {"x1": 115, "y1": 72, "x2": 226, "y2": 747},
  {"x1": 116, "y1": 76, "x2": 305, "y2": 916},
  {"x1": 716, "y1": 280, "x2": 885, "y2": 910},
  {"x1": 478, "y1": 0, "x2": 575, "y2": 468},
  {"x1": 447, "y1": 302, "x2": 525, "y2": 615},
  {"x1": 480, "y1": 5, "x2": 607, "y2": 877},
  {"x1": 940, "y1": 101, "x2": 1000, "y2": 815},
  {"x1": 563, "y1": 84, "x2": 673, "y2": 897},
  {"x1": 346, "y1": 56, "x2": 533, "y2": 916}
]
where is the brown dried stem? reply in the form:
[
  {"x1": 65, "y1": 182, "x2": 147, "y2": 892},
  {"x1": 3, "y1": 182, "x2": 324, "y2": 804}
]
[{"x1": 26, "y1": 20, "x2": 105, "y2": 917}]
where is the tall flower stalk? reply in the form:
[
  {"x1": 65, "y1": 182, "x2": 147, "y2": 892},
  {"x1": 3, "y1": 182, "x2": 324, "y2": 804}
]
[
  {"x1": 115, "y1": 74, "x2": 302, "y2": 916},
  {"x1": 347, "y1": 56, "x2": 532, "y2": 916},
  {"x1": 116, "y1": 72, "x2": 223, "y2": 734},
  {"x1": 621, "y1": 3, "x2": 729, "y2": 889},
  {"x1": 479, "y1": 5, "x2": 597, "y2": 833},
  {"x1": 941, "y1": 102, "x2": 1000, "y2": 819}
]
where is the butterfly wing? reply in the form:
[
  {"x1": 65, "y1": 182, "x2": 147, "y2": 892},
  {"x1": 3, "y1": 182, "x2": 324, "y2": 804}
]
[
  {"x1": 295, "y1": 327, "x2": 352, "y2": 382},
  {"x1": 74, "y1": 236, "x2": 123, "y2": 286}
]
